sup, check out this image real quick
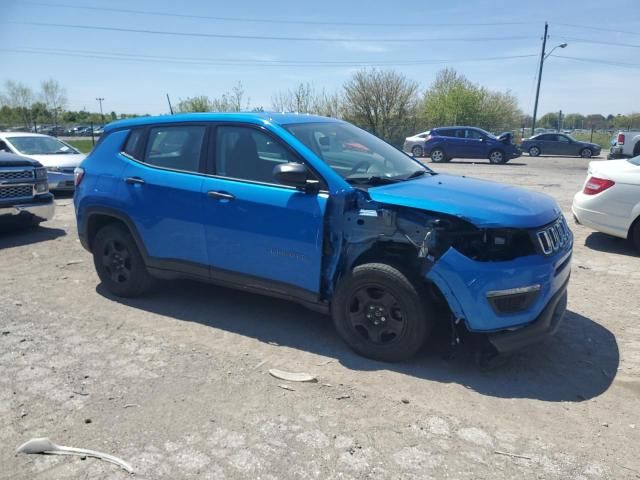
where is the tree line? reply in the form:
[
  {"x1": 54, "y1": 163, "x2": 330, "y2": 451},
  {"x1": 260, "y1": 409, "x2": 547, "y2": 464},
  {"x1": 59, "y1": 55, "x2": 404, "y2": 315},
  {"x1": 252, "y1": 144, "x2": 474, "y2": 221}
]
[{"x1": 2, "y1": 71, "x2": 639, "y2": 146}]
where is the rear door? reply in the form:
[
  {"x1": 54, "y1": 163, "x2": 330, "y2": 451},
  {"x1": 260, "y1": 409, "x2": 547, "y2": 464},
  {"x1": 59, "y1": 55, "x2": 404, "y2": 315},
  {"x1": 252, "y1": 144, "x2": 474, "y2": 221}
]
[
  {"x1": 437, "y1": 128, "x2": 463, "y2": 157},
  {"x1": 536, "y1": 134, "x2": 555, "y2": 154},
  {"x1": 120, "y1": 124, "x2": 209, "y2": 271},
  {"x1": 200, "y1": 123, "x2": 328, "y2": 296}
]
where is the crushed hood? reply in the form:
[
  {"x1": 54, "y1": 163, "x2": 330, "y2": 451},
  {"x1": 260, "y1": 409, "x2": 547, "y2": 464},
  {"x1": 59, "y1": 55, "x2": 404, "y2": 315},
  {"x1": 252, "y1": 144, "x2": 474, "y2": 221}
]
[{"x1": 367, "y1": 173, "x2": 560, "y2": 228}]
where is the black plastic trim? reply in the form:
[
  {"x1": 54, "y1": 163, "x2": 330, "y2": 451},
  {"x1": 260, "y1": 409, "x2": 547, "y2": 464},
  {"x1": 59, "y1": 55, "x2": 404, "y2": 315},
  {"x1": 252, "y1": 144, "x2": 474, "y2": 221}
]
[{"x1": 488, "y1": 276, "x2": 570, "y2": 353}]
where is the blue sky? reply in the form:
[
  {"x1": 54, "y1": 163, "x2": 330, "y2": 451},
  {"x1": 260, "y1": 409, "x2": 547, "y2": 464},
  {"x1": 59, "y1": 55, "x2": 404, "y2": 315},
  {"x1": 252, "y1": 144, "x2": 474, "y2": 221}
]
[{"x1": 1, "y1": 0, "x2": 639, "y2": 116}]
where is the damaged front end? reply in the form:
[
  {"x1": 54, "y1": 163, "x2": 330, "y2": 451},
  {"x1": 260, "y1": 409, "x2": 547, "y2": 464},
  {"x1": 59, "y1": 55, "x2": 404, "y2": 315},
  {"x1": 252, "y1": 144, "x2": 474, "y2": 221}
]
[{"x1": 325, "y1": 188, "x2": 572, "y2": 353}]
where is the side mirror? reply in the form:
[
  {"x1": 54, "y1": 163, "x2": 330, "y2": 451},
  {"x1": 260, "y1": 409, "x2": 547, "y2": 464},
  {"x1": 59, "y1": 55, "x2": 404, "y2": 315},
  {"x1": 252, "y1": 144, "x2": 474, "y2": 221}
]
[{"x1": 273, "y1": 162, "x2": 318, "y2": 191}]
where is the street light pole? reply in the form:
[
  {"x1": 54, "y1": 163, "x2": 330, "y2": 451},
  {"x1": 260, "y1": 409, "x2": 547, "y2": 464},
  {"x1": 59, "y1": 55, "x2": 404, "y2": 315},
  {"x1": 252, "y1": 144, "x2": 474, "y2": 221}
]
[
  {"x1": 531, "y1": 22, "x2": 548, "y2": 136},
  {"x1": 96, "y1": 97, "x2": 105, "y2": 126}
]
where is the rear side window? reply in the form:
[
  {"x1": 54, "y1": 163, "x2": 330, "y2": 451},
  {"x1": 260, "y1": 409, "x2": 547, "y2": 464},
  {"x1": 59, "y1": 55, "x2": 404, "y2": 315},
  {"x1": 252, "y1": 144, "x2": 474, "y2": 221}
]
[
  {"x1": 143, "y1": 125, "x2": 205, "y2": 172},
  {"x1": 123, "y1": 129, "x2": 143, "y2": 159},
  {"x1": 438, "y1": 129, "x2": 456, "y2": 137}
]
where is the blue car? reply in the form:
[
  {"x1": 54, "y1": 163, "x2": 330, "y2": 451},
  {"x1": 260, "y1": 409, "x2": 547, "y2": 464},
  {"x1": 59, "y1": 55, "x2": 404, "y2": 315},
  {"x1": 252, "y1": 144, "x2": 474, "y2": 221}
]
[
  {"x1": 403, "y1": 126, "x2": 522, "y2": 164},
  {"x1": 74, "y1": 113, "x2": 571, "y2": 362}
]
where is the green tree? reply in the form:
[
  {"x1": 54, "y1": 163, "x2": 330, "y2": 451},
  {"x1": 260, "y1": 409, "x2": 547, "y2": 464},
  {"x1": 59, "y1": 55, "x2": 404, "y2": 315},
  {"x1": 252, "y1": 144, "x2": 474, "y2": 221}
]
[
  {"x1": 421, "y1": 69, "x2": 521, "y2": 132},
  {"x1": 539, "y1": 112, "x2": 558, "y2": 129}
]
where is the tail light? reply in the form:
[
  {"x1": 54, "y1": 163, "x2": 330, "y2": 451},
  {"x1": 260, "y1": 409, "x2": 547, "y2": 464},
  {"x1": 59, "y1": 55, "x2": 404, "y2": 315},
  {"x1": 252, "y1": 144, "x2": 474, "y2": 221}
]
[
  {"x1": 617, "y1": 133, "x2": 625, "y2": 145},
  {"x1": 583, "y1": 176, "x2": 614, "y2": 195},
  {"x1": 74, "y1": 167, "x2": 85, "y2": 187}
]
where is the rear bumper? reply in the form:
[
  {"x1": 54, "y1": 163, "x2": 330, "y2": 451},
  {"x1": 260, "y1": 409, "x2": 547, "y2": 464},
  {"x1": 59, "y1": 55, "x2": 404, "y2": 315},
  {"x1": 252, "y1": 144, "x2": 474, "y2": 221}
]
[
  {"x1": 488, "y1": 277, "x2": 568, "y2": 353},
  {"x1": 607, "y1": 147, "x2": 628, "y2": 160},
  {"x1": 0, "y1": 196, "x2": 55, "y2": 223},
  {"x1": 572, "y1": 192, "x2": 629, "y2": 239}
]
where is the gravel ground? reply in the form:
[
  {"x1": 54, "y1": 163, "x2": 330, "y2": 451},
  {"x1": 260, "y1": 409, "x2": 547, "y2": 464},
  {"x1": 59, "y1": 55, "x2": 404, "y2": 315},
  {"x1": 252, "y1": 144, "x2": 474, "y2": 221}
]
[{"x1": 1, "y1": 153, "x2": 639, "y2": 479}]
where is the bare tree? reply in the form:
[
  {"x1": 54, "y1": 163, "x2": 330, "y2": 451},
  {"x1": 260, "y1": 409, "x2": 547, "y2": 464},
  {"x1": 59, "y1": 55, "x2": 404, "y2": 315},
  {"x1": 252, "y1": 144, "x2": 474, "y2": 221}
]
[
  {"x1": 342, "y1": 69, "x2": 419, "y2": 144},
  {"x1": 1, "y1": 80, "x2": 35, "y2": 129},
  {"x1": 271, "y1": 83, "x2": 342, "y2": 117},
  {"x1": 41, "y1": 79, "x2": 68, "y2": 128}
]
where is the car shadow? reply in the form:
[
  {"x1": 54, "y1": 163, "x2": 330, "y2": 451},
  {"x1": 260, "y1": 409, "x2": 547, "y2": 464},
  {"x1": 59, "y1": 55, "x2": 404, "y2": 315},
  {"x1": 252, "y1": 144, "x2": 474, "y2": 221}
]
[
  {"x1": 0, "y1": 225, "x2": 66, "y2": 247},
  {"x1": 443, "y1": 160, "x2": 528, "y2": 166},
  {"x1": 97, "y1": 279, "x2": 618, "y2": 403},
  {"x1": 585, "y1": 231, "x2": 637, "y2": 256}
]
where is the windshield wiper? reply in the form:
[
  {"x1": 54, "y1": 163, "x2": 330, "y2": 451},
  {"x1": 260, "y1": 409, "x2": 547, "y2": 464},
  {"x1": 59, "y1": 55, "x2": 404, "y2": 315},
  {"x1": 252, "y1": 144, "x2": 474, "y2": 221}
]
[
  {"x1": 405, "y1": 170, "x2": 427, "y2": 179},
  {"x1": 345, "y1": 176, "x2": 401, "y2": 185}
]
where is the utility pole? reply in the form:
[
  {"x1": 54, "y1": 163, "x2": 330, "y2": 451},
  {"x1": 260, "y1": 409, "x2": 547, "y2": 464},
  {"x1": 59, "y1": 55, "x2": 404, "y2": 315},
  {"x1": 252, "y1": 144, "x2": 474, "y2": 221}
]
[
  {"x1": 531, "y1": 22, "x2": 548, "y2": 136},
  {"x1": 558, "y1": 109, "x2": 562, "y2": 131},
  {"x1": 166, "y1": 93, "x2": 174, "y2": 114},
  {"x1": 96, "y1": 97, "x2": 105, "y2": 126}
]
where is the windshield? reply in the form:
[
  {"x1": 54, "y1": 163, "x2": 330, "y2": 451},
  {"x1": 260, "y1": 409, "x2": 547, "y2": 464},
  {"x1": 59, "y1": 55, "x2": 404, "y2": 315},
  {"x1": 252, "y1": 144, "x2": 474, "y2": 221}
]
[
  {"x1": 8, "y1": 136, "x2": 79, "y2": 155},
  {"x1": 628, "y1": 156, "x2": 640, "y2": 166},
  {"x1": 284, "y1": 121, "x2": 430, "y2": 183}
]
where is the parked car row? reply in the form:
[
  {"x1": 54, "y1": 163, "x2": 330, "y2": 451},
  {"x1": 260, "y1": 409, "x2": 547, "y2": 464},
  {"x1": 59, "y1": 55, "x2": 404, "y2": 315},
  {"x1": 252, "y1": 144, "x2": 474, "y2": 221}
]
[
  {"x1": 3, "y1": 125, "x2": 105, "y2": 137},
  {"x1": 404, "y1": 127, "x2": 603, "y2": 163}
]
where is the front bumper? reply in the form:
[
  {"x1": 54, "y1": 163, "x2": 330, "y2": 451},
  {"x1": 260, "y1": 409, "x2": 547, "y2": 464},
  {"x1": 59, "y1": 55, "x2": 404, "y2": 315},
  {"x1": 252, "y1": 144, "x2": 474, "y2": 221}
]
[
  {"x1": 426, "y1": 234, "x2": 572, "y2": 350},
  {"x1": 47, "y1": 171, "x2": 75, "y2": 190},
  {"x1": 0, "y1": 196, "x2": 55, "y2": 223}
]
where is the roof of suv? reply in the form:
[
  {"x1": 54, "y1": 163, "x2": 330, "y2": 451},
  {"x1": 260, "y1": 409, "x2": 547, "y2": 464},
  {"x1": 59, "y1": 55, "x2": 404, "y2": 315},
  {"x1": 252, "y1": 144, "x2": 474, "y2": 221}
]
[{"x1": 104, "y1": 112, "x2": 339, "y2": 133}]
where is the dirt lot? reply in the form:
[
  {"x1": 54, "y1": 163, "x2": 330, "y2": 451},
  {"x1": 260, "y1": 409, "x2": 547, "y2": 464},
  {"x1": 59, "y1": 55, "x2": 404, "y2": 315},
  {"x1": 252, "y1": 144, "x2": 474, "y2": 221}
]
[{"x1": 2, "y1": 154, "x2": 639, "y2": 479}]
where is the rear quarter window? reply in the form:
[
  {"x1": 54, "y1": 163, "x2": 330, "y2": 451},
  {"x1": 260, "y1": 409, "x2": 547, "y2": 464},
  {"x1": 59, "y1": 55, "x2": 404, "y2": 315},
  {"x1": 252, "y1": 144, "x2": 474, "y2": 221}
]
[{"x1": 122, "y1": 129, "x2": 144, "y2": 159}]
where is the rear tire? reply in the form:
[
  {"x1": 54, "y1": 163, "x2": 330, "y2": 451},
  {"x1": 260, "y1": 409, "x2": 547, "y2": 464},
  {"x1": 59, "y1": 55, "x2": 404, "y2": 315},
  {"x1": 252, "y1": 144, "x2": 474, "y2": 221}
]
[
  {"x1": 488, "y1": 149, "x2": 506, "y2": 164},
  {"x1": 430, "y1": 148, "x2": 447, "y2": 163},
  {"x1": 528, "y1": 146, "x2": 540, "y2": 157},
  {"x1": 331, "y1": 263, "x2": 433, "y2": 362},
  {"x1": 92, "y1": 223, "x2": 154, "y2": 297},
  {"x1": 580, "y1": 148, "x2": 593, "y2": 158},
  {"x1": 411, "y1": 145, "x2": 424, "y2": 157}
]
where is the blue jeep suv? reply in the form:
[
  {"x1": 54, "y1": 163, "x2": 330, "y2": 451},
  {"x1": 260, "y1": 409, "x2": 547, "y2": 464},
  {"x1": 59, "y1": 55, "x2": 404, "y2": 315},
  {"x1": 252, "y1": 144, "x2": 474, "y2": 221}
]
[
  {"x1": 404, "y1": 126, "x2": 521, "y2": 164},
  {"x1": 74, "y1": 113, "x2": 571, "y2": 362}
]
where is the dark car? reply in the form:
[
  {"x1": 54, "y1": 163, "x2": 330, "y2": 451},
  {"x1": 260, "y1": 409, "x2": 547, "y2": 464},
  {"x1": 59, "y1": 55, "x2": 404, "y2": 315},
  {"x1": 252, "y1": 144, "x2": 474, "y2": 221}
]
[
  {"x1": 521, "y1": 133, "x2": 601, "y2": 158},
  {"x1": 0, "y1": 152, "x2": 55, "y2": 228},
  {"x1": 403, "y1": 126, "x2": 521, "y2": 164}
]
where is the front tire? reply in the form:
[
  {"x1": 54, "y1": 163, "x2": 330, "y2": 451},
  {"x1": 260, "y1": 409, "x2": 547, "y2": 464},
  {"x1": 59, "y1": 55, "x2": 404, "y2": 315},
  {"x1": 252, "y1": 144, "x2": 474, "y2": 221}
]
[
  {"x1": 488, "y1": 149, "x2": 506, "y2": 164},
  {"x1": 430, "y1": 148, "x2": 447, "y2": 163},
  {"x1": 332, "y1": 263, "x2": 433, "y2": 362},
  {"x1": 411, "y1": 145, "x2": 424, "y2": 157},
  {"x1": 630, "y1": 219, "x2": 640, "y2": 253},
  {"x1": 92, "y1": 223, "x2": 154, "y2": 297},
  {"x1": 528, "y1": 146, "x2": 540, "y2": 157},
  {"x1": 580, "y1": 148, "x2": 593, "y2": 158}
]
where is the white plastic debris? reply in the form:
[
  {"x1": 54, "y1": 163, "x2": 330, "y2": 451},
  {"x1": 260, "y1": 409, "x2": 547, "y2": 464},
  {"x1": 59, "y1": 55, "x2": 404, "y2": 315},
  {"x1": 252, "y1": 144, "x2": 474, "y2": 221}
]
[
  {"x1": 16, "y1": 437, "x2": 133, "y2": 474},
  {"x1": 268, "y1": 368, "x2": 317, "y2": 383}
]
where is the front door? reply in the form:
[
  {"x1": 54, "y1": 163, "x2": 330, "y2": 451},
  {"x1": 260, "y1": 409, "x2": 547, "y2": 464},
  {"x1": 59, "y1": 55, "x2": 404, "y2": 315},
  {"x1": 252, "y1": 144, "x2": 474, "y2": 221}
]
[
  {"x1": 201, "y1": 124, "x2": 327, "y2": 295},
  {"x1": 120, "y1": 124, "x2": 209, "y2": 270}
]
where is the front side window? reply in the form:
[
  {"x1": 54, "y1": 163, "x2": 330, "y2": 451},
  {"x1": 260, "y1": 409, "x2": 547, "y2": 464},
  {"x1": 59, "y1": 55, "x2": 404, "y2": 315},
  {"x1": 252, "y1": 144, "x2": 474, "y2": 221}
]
[
  {"x1": 215, "y1": 126, "x2": 297, "y2": 184},
  {"x1": 284, "y1": 121, "x2": 428, "y2": 183},
  {"x1": 556, "y1": 135, "x2": 570, "y2": 143},
  {"x1": 143, "y1": 126, "x2": 205, "y2": 172},
  {"x1": 466, "y1": 129, "x2": 485, "y2": 139},
  {"x1": 7, "y1": 136, "x2": 79, "y2": 155}
]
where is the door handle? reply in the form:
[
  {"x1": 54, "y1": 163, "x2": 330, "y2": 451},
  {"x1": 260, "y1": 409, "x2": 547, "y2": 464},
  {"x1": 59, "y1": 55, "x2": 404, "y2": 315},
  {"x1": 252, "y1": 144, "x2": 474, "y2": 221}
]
[
  {"x1": 207, "y1": 190, "x2": 235, "y2": 201},
  {"x1": 125, "y1": 177, "x2": 145, "y2": 185}
]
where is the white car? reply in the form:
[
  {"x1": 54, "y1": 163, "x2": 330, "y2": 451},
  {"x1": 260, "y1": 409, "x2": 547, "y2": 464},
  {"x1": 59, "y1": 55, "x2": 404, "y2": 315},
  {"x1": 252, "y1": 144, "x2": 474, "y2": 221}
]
[
  {"x1": 572, "y1": 157, "x2": 640, "y2": 251},
  {"x1": 0, "y1": 132, "x2": 86, "y2": 190}
]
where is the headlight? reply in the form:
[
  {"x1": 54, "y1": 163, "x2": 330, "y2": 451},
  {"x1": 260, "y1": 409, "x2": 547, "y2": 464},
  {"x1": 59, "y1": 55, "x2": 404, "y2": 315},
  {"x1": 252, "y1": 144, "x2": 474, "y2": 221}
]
[
  {"x1": 35, "y1": 167, "x2": 48, "y2": 179},
  {"x1": 46, "y1": 166, "x2": 61, "y2": 173},
  {"x1": 35, "y1": 182, "x2": 49, "y2": 194}
]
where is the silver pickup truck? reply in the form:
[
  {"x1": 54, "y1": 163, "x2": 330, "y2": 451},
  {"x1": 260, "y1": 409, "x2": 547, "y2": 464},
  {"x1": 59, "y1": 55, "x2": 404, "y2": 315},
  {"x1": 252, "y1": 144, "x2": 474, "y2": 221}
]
[
  {"x1": 609, "y1": 130, "x2": 640, "y2": 159},
  {"x1": 0, "y1": 151, "x2": 55, "y2": 227}
]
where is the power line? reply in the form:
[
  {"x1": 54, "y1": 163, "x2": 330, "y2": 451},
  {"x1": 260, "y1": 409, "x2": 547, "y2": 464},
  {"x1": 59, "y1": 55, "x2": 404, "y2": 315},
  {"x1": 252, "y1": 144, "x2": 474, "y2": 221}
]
[
  {"x1": 0, "y1": 47, "x2": 539, "y2": 67},
  {"x1": 21, "y1": 1, "x2": 530, "y2": 28},
  {"x1": 556, "y1": 23, "x2": 640, "y2": 36},
  {"x1": 6, "y1": 21, "x2": 538, "y2": 43},
  {"x1": 563, "y1": 37, "x2": 640, "y2": 48},
  {"x1": 550, "y1": 54, "x2": 640, "y2": 68}
]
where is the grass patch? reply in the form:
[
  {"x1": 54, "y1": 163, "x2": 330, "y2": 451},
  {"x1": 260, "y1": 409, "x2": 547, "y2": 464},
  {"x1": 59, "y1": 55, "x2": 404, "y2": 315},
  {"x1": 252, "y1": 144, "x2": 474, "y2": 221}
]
[
  {"x1": 571, "y1": 132, "x2": 613, "y2": 149},
  {"x1": 66, "y1": 139, "x2": 95, "y2": 154}
]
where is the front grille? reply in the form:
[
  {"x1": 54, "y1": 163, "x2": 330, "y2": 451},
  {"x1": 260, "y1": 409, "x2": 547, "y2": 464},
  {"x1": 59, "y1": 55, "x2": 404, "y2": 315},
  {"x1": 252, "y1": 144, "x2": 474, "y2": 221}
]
[
  {"x1": 0, "y1": 169, "x2": 33, "y2": 180},
  {"x1": 537, "y1": 217, "x2": 571, "y2": 255},
  {"x1": 0, "y1": 185, "x2": 34, "y2": 200}
]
